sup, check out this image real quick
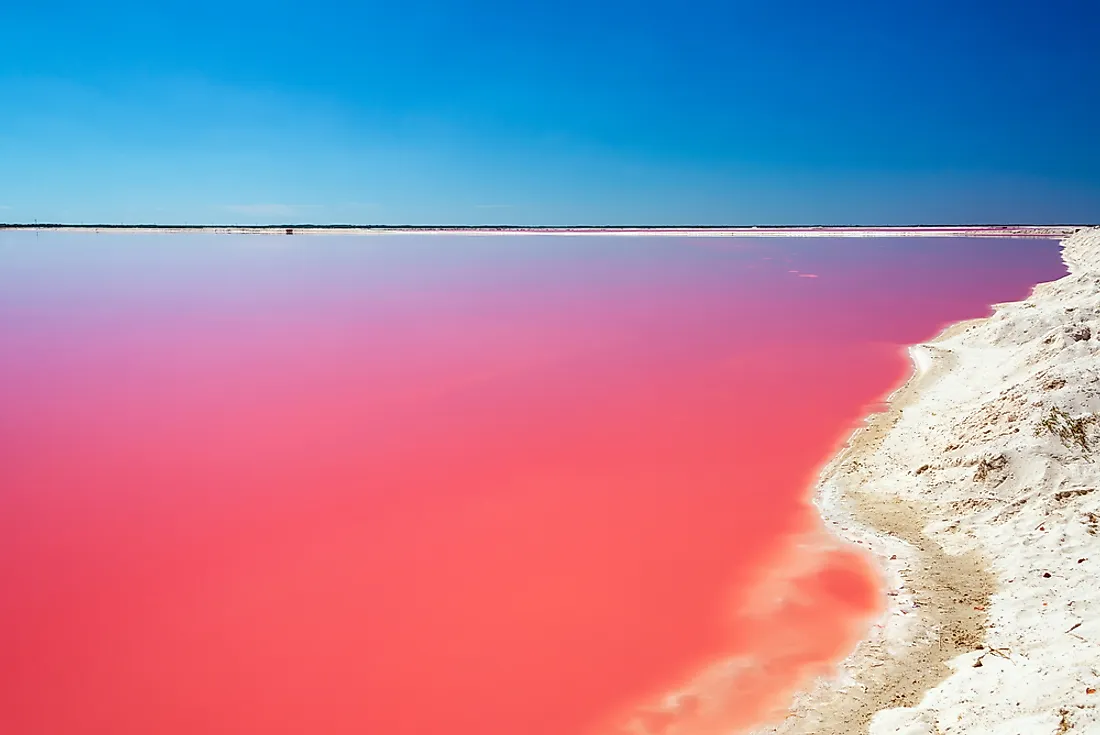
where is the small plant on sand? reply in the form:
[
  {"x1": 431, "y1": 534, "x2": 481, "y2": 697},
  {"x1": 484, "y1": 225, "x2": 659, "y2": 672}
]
[
  {"x1": 1034, "y1": 406, "x2": 1098, "y2": 457},
  {"x1": 973, "y1": 454, "x2": 1007, "y2": 481},
  {"x1": 1057, "y1": 708, "x2": 1074, "y2": 733}
]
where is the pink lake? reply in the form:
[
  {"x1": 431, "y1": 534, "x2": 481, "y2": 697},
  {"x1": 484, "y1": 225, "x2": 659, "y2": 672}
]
[{"x1": 0, "y1": 233, "x2": 1066, "y2": 734}]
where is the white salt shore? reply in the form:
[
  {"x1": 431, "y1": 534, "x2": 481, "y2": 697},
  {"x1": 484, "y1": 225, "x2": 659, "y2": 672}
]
[{"x1": 757, "y1": 226, "x2": 1100, "y2": 734}]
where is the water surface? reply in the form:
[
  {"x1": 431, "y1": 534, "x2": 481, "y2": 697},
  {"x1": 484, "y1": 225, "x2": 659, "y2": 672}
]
[{"x1": 0, "y1": 233, "x2": 1065, "y2": 734}]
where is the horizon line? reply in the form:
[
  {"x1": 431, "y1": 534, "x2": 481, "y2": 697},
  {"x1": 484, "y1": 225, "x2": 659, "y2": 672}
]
[{"x1": 0, "y1": 223, "x2": 1091, "y2": 232}]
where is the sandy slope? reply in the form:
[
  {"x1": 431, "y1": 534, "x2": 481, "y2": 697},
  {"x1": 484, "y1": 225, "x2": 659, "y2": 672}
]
[{"x1": 754, "y1": 227, "x2": 1100, "y2": 734}]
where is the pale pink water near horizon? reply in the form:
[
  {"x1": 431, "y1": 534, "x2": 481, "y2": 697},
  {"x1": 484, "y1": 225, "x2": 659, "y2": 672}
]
[{"x1": 0, "y1": 233, "x2": 1066, "y2": 734}]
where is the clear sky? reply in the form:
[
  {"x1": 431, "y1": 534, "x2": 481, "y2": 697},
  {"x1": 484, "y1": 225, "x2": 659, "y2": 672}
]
[{"x1": 2, "y1": 0, "x2": 1098, "y2": 225}]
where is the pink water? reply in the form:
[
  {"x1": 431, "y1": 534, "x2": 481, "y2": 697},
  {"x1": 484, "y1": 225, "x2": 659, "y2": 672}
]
[{"x1": 0, "y1": 233, "x2": 1065, "y2": 735}]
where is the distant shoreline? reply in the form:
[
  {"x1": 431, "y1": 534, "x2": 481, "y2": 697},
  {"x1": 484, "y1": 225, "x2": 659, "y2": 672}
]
[{"x1": 0, "y1": 224, "x2": 1085, "y2": 237}]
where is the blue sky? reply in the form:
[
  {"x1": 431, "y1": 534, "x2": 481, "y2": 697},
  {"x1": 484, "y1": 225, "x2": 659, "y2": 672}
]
[{"x1": 1, "y1": 0, "x2": 1098, "y2": 225}]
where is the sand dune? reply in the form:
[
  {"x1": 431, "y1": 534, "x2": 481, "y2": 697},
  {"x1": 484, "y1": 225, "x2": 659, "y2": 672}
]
[{"x1": 754, "y1": 226, "x2": 1100, "y2": 733}]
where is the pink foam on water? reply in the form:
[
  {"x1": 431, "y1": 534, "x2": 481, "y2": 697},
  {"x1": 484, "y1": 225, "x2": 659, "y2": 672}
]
[{"x1": 0, "y1": 234, "x2": 1065, "y2": 734}]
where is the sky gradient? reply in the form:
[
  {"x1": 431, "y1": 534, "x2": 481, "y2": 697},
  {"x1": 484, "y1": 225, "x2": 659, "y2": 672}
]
[{"x1": 2, "y1": 0, "x2": 1099, "y2": 225}]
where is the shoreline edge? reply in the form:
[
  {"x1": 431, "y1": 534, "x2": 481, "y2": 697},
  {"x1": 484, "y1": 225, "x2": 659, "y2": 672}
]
[{"x1": 754, "y1": 226, "x2": 1100, "y2": 734}]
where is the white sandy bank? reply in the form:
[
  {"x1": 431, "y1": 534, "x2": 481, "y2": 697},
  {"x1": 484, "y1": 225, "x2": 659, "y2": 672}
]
[
  {"x1": 868, "y1": 227, "x2": 1100, "y2": 734},
  {"x1": 756, "y1": 227, "x2": 1100, "y2": 734}
]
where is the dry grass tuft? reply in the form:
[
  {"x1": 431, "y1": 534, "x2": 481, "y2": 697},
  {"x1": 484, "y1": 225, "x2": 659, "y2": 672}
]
[
  {"x1": 974, "y1": 454, "x2": 1007, "y2": 481},
  {"x1": 1035, "y1": 407, "x2": 1098, "y2": 456}
]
